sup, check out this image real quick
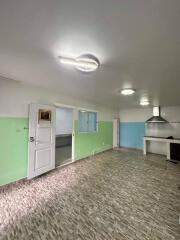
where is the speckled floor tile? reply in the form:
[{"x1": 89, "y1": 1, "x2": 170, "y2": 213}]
[{"x1": 0, "y1": 150, "x2": 180, "y2": 240}]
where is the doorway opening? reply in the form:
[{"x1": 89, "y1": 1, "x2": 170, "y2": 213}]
[{"x1": 55, "y1": 107, "x2": 74, "y2": 167}]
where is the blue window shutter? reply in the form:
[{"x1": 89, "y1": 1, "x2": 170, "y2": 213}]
[
  {"x1": 88, "y1": 112, "x2": 97, "y2": 132},
  {"x1": 79, "y1": 111, "x2": 88, "y2": 132},
  {"x1": 79, "y1": 111, "x2": 97, "y2": 133}
]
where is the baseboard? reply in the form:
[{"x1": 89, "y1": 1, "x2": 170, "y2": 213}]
[
  {"x1": 74, "y1": 148, "x2": 113, "y2": 162},
  {"x1": 0, "y1": 148, "x2": 113, "y2": 189},
  {"x1": 116, "y1": 146, "x2": 143, "y2": 152},
  {"x1": 0, "y1": 177, "x2": 26, "y2": 190}
]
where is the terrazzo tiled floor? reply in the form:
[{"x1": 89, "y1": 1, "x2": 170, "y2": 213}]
[{"x1": 0, "y1": 150, "x2": 180, "y2": 240}]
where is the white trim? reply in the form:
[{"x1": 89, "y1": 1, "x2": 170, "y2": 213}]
[
  {"x1": 77, "y1": 107, "x2": 98, "y2": 113},
  {"x1": 113, "y1": 118, "x2": 120, "y2": 148},
  {"x1": 55, "y1": 105, "x2": 75, "y2": 162},
  {"x1": 54, "y1": 102, "x2": 98, "y2": 113},
  {"x1": 54, "y1": 103, "x2": 75, "y2": 109},
  {"x1": 72, "y1": 109, "x2": 76, "y2": 161}
]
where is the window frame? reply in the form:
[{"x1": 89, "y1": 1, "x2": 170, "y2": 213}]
[{"x1": 78, "y1": 110, "x2": 98, "y2": 133}]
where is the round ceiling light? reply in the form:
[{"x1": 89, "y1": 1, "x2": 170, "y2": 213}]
[
  {"x1": 140, "y1": 100, "x2": 150, "y2": 106},
  {"x1": 121, "y1": 88, "x2": 136, "y2": 95},
  {"x1": 59, "y1": 54, "x2": 100, "y2": 72},
  {"x1": 75, "y1": 54, "x2": 100, "y2": 72}
]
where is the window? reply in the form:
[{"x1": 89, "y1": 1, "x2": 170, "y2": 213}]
[{"x1": 79, "y1": 111, "x2": 97, "y2": 133}]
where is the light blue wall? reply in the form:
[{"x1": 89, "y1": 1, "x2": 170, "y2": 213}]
[{"x1": 120, "y1": 122, "x2": 145, "y2": 149}]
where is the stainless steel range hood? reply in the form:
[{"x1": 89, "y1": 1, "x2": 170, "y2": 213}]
[{"x1": 146, "y1": 106, "x2": 167, "y2": 123}]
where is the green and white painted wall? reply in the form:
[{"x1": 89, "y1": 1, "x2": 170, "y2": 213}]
[
  {"x1": 0, "y1": 118, "x2": 28, "y2": 186},
  {"x1": 74, "y1": 120, "x2": 113, "y2": 160},
  {"x1": 119, "y1": 107, "x2": 180, "y2": 154},
  {"x1": 0, "y1": 77, "x2": 118, "y2": 186}
]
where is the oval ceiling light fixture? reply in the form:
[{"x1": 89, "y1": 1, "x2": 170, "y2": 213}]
[
  {"x1": 140, "y1": 100, "x2": 150, "y2": 106},
  {"x1": 121, "y1": 88, "x2": 136, "y2": 96},
  {"x1": 59, "y1": 54, "x2": 100, "y2": 72}
]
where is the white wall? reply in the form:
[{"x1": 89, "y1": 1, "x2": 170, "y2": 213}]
[
  {"x1": 0, "y1": 76, "x2": 118, "y2": 121},
  {"x1": 119, "y1": 106, "x2": 180, "y2": 155},
  {"x1": 119, "y1": 107, "x2": 180, "y2": 123},
  {"x1": 56, "y1": 108, "x2": 73, "y2": 135},
  {"x1": 119, "y1": 106, "x2": 180, "y2": 138},
  {"x1": 119, "y1": 108, "x2": 152, "y2": 122}
]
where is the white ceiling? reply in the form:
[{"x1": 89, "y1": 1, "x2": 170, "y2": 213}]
[{"x1": 0, "y1": 0, "x2": 179, "y2": 109}]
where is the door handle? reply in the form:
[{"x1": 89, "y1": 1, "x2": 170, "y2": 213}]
[{"x1": 30, "y1": 137, "x2": 35, "y2": 142}]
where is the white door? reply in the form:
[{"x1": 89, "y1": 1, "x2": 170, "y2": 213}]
[{"x1": 28, "y1": 103, "x2": 56, "y2": 179}]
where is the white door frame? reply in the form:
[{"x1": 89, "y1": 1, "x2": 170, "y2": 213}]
[
  {"x1": 55, "y1": 104, "x2": 76, "y2": 162},
  {"x1": 54, "y1": 102, "x2": 99, "y2": 162},
  {"x1": 113, "y1": 118, "x2": 120, "y2": 148}
]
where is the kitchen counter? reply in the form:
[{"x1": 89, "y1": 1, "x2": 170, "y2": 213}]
[
  {"x1": 144, "y1": 136, "x2": 180, "y2": 143},
  {"x1": 143, "y1": 136, "x2": 180, "y2": 159}
]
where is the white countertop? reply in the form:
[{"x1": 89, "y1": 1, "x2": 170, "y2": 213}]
[{"x1": 144, "y1": 136, "x2": 180, "y2": 144}]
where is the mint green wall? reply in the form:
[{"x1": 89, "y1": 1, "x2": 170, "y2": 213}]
[
  {"x1": 0, "y1": 118, "x2": 28, "y2": 186},
  {"x1": 0, "y1": 118, "x2": 113, "y2": 186},
  {"x1": 74, "y1": 121, "x2": 113, "y2": 160}
]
